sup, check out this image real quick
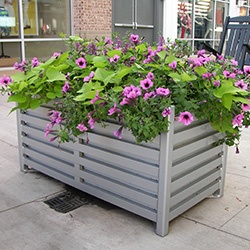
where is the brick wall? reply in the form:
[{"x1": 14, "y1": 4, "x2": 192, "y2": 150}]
[{"x1": 73, "y1": 0, "x2": 112, "y2": 39}]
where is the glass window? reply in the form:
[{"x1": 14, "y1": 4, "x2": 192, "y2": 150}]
[
  {"x1": 177, "y1": 0, "x2": 230, "y2": 50},
  {"x1": 2, "y1": 0, "x2": 70, "y2": 38},
  {"x1": 25, "y1": 40, "x2": 68, "y2": 61}
]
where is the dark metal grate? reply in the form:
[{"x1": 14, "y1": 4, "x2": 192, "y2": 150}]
[
  {"x1": 44, "y1": 186, "x2": 119, "y2": 213},
  {"x1": 44, "y1": 190, "x2": 90, "y2": 213}
]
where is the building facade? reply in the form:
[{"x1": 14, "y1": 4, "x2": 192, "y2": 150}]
[{"x1": 0, "y1": 0, "x2": 249, "y2": 69}]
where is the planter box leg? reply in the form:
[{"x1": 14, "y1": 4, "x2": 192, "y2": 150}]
[{"x1": 155, "y1": 109, "x2": 175, "y2": 236}]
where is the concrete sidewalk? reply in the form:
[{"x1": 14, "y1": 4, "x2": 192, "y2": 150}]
[{"x1": 0, "y1": 94, "x2": 250, "y2": 250}]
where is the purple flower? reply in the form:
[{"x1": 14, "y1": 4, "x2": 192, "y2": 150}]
[
  {"x1": 76, "y1": 122, "x2": 88, "y2": 132},
  {"x1": 76, "y1": 57, "x2": 86, "y2": 68},
  {"x1": 202, "y1": 72, "x2": 215, "y2": 80},
  {"x1": 244, "y1": 66, "x2": 250, "y2": 74},
  {"x1": 108, "y1": 103, "x2": 121, "y2": 116},
  {"x1": 91, "y1": 91, "x2": 103, "y2": 104},
  {"x1": 122, "y1": 85, "x2": 141, "y2": 99},
  {"x1": 197, "y1": 49, "x2": 206, "y2": 56},
  {"x1": 0, "y1": 75, "x2": 12, "y2": 86},
  {"x1": 84, "y1": 71, "x2": 95, "y2": 82},
  {"x1": 109, "y1": 54, "x2": 120, "y2": 63},
  {"x1": 48, "y1": 110, "x2": 62, "y2": 125},
  {"x1": 130, "y1": 56, "x2": 136, "y2": 63},
  {"x1": 162, "y1": 108, "x2": 171, "y2": 117},
  {"x1": 169, "y1": 61, "x2": 177, "y2": 70},
  {"x1": 234, "y1": 80, "x2": 248, "y2": 90},
  {"x1": 129, "y1": 34, "x2": 140, "y2": 45},
  {"x1": 44, "y1": 124, "x2": 52, "y2": 138},
  {"x1": 156, "y1": 87, "x2": 171, "y2": 96},
  {"x1": 120, "y1": 97, "x2": 131, "y2": 106},
  {"x1": 113, "y1": 126, "x2": 123, "y2": 139},
  {"x1": 140, "y1": 78, "x2": 153, "y2": 90},
  {"x1": 213, "y1": 80, "x2": 221, "y2": 87},
  {"x1": 105, "y1": 37, "x2": 113, "y2": 45},
  {"x1": 223, "y1": 70, "x2": 236, "y2": 79},
  {"x1": 232, "y1": 113, "x2": 244, "y2": 126},
  {"x1": 88, "y1": 118, "x2": 95, "y2": 129},
  {"x1": 52, "y1": 52, "x2": 61, "y2": 58},
  {"x1": 62, "y1": 81, "x2": 70, "y2": 93},
  {"x1": 178, "y1": 111, "x2": 194, "y2": 126},
  {"x1": 13, "y1": 60, "x2": 28, "y2": 72},
  {"x1": 144, "y1": 91, "x2": 156, "y2": 100},
  {"x1": 146, "y1": 72, "x2": 155, "y2": 80},
  {"x1": 230, "y1": 59, "x2": 238, "y2": 66},
  {"x1": 31, "y1": 57, "x2": 40, "y2": 67},
  {"x1": 241, "y1": 102, "x2": 250, "y2": 112}
]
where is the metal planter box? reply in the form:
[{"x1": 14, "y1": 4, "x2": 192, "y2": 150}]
[{"x1": 17, "y1": 105, "x2": 227, "y2": 236}]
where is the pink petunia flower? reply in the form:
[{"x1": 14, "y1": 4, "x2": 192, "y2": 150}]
[
  {"x1": 62, "y1": 81, "x2": 70, "y2": 93},
  {"x1": 76, "y1": 57, "x2": 87, "y2": 68},
  {"x1": 178, "y1": 111, "x2": 194, "y2": 126},
  {"x1": 156, "y1": 87, "x2": 171, "y2": 96},
  {"x1": 108, "y1": 103, "x2": 121, "y2": 116},
  {"x1": 140, "y1": 78, "x2": 154, "y2": 90},
  {"x1": 162, "y1": 108, "x2": 171, "y2": 117},
  {"x1": 113, "y1": 126, "x2": 123, "y2": 139},
  {"x1": 234, "y1": 80, "x2": 248, "y2": 90},
  {"x1": 169, "y1": 61, "x2": 177, "y2": 70},
  {"x1": 76, "y1": 122, "x2": 88, "y2": 132},
  {"x1": 0, "y1": 75, "x2": 12, "y2": 86},
  {"x1": 232, "y1": 113, "x2": 244, "y2": 126}
]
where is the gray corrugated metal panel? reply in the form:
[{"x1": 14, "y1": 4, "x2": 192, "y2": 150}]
[
  {"x1": 21, "y1": 113, "x2": 49, "y2": 129},
  {"x1": 75, "y1": 143, "x2": 159, "y2": 179},
  {"x1": 170, "y1": 169, "x2": 221, "y2": 207},
  {"x1": 172, "y1": 132, "x2": 223, "y2": 162},
  {"x1": 22, "y1": 136, "x2": 75, "y2": 162},
  {"x1": 24, "y1": 158, "x2": 75, "y2": 181},
  {"x1": 169, "y1": 182, "x2": 220, "y2": 221},
  {"x1": 24, "y1": 156, "x2": 157, "y2": 222},
  {"x1": 24, "y1": 106, "x2": 50, "y2": 118},
  {"x1": 21, "y1": 125, "x2": 76, "y2": 153},
  {"x1": 23, "y1": 147, "x2": 75, "y2": 175},
  {"x1": 79, "y1": 171, "x2": 158, "y2": 210},
  {"x1": 91, "y1": 122, "x2": 160, "y2": 149},
  {"x1": 171, "y1": 157, "x2": 222, "y2": 193},
  {"x1": 77, "y1": 158, "x2": 158, "y2": 194},
  {"x1": 172, "y1": 145, "x2": 223, "y2": 177},
  {"x1": 173, "y1": 119, "x2": 207, "y2": 132},
  {"x1": 173, "y1": 122, "x2": 215, "y2": 147},
  {"x1": 83, "y1": 132, "x2": 160, "y2": 165},
  {"x1": 73, "y1": 181, "x2": 158, "y2": 222}
]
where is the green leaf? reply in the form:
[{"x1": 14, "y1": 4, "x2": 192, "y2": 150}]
[
  {"x1": 213, "y1": 82, "x2": 248, "y2": 98},
  {"x1": 157, "y1": 50, "x2": 168, "y2": 60},
  {"x1": 181, "y1": 72, "x2": 192, "y2": 82},
  {"x1": 233, "y1": 96, "x2": 250, "y2": 104},
  {"x1": 168, "y1": 72, "x2": 181, "y2": 82},
  {"x1": 222, "y1": 93, "x2": 233, "y2": 110},
  {"x1": 77, "y1": 81, "x2": 93, "y2": 94},
  {"x1": 7, "y1": 94, "x2": 27, "y2": 103},
  {"x1": 93, "y1": 68, "x2": 113, "y2": 82},
  {"x1": 195, "y1": 66, "x2": 207, "y2": 76},
  {"x1": 116, "y1": 67, "x2": 132, "y2": 79},
  {"x1": 18, "y1": 81, "x2": 28, "y2": 91},
  {"x1": 111, "y1": 86, "x2": 123, "y2": 92},
  {"x1": 46, "y1": 67, "x2": 66, "y2": 81},
  {"x1": 11, "y1": 72, "x2": 26, "y2": 82},
  {"x1": 106, "y1": 50, "x2": 122, "y2": 58},
  {"x1": 46, "y1": 92, "x2": 56, "y2": 99},
  {"x1": 30, "y1": 99, "x2": 42, "y2": 110},
  {"x1": 74, "y1": 90, "x2": 96, "y2": 102}
]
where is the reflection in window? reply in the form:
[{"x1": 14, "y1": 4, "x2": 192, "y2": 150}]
[{"x1": 177, "y1": 0, "x2": 230, "y2": 50}]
